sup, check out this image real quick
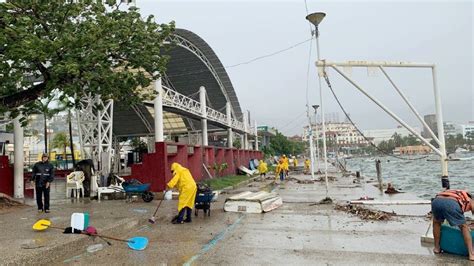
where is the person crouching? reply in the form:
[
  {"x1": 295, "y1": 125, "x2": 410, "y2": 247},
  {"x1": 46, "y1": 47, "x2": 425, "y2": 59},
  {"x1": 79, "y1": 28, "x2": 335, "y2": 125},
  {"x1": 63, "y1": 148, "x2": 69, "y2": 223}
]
[
  {"x1": 431, "y1": 189, "x2": 474, "y2": 261},
  {"x1": 167, "y1": 163, "x2": 197, "y2": 224}
]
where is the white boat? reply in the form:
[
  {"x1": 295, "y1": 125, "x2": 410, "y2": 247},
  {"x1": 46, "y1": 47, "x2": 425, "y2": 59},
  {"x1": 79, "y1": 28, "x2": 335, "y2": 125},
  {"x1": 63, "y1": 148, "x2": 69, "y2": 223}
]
[{"x1": 455, "y1": 147, "x2": 469, "y2": 153}]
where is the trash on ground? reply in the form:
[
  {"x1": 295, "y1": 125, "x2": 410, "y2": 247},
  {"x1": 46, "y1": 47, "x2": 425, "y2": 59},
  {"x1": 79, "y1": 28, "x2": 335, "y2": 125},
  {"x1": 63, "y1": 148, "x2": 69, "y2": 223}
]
[
  {"x1": 87, "y1": 243, "x2": 104, "y2": 253},
  {"x1": 315, "y1": 176, "x2": 337, "y2": 182},
  {"x1": 335, "y1": 204, "x2": 395, "y2": 221},
  {"x1": 224, "y1": 191, "x2": 282, "y2": 213},
  {"x1": 358, "y1": 196, "x2": 374, "y2": 201},
  {"x1": 131, "y1": 208, "x2": 148, "y2": 214},
  {"x1": 238, "y1": 165, "x2": 257, "y2": 176},
  {"x1": 385, "y1": 183, "x2": 403, "y2": 194},
  {"x1": 319, "y1": 197, "x2": 333, "y2": 204}
]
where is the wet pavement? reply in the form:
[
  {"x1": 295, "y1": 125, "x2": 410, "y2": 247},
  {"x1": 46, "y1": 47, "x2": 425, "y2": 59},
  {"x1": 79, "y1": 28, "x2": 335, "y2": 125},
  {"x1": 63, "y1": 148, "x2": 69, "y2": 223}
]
[{"x1": 1, "y1": 173, "x2": 471, "y2": 265}]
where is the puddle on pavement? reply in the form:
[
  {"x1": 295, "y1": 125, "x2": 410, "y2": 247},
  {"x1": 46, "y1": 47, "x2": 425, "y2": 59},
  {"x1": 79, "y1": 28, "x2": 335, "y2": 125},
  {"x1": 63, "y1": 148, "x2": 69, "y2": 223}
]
[{"x1": 131, "y1": 208, "x2": 148, "y2": 214}]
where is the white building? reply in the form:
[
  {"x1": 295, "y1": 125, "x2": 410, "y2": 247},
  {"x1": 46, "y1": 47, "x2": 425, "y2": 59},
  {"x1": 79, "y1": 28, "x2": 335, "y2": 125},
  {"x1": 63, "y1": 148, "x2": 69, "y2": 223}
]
[
  {"x1": 303, "y1": 122, "x2": 368, "y2": 146},
  {"x1": 455, "y1": 123, "x2": 474, "y2": 139},
  {"x1": 363, "y1": 126, "x2": 422, "y2": 145}
]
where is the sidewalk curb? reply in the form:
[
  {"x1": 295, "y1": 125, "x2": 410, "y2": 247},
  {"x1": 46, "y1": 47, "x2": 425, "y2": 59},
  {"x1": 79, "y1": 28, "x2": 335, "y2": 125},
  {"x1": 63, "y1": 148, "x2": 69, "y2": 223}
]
[{"x1": 10, "y1": 216, "x2": 145, "y2": 265}]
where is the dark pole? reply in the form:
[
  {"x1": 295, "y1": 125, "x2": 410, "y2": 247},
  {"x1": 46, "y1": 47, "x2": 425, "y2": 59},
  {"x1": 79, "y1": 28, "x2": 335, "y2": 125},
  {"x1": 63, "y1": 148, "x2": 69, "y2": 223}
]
[
  {"x1": 44, "y1": 114, "x2": 48, "y2": 153},
  {"x1": 68, "y1": 111, "x2": 76, "y2": 168}
]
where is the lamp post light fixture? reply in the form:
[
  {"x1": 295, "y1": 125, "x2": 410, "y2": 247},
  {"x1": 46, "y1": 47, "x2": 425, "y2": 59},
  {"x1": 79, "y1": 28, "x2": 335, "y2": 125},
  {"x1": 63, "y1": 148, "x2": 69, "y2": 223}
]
[{"x1": 306, "y1": 11, "x2": 329, "y2": 198}]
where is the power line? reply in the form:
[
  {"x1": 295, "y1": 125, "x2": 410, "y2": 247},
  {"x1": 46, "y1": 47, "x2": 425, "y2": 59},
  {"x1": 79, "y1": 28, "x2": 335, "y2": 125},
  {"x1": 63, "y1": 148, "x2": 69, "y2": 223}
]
[
  {"x1": 166, "y1": 37, "x2": 313, "y2": 78},
  {"x1": 279, "y1": 111, "x2": 307, "y2": 130}
]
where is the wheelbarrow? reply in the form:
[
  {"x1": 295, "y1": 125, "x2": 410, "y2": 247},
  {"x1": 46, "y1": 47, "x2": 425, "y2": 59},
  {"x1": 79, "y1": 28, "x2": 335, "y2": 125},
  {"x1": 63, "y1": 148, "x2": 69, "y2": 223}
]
[{"x1": 122, "y1": 182, "x2": 154, "y2": 202}]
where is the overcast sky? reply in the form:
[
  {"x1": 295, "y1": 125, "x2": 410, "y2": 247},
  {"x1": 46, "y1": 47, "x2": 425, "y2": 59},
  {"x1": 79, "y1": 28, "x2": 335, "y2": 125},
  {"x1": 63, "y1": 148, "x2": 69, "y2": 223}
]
[{"x1": 136, "y1": 0, "x2": 473, "y2": 136}]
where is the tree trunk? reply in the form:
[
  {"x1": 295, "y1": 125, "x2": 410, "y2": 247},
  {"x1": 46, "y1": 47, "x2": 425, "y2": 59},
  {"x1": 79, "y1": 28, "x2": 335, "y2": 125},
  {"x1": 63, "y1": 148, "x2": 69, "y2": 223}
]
[
  {"x1": 68, "y1": 111, "x2": 76, "y2": 168},
  {"x1": 43, "y1": 114, "x2": 48, "y2": 154},
  {"x1": 64, "y1": 145, "x2": 68, "y2": 170}
]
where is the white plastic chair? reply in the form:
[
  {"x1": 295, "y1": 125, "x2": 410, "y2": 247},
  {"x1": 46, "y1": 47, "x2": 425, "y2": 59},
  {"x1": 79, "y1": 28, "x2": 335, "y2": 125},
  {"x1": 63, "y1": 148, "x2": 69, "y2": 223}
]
[{"x1": 66, "y1": 171, "x2": 85, "y2": 198}]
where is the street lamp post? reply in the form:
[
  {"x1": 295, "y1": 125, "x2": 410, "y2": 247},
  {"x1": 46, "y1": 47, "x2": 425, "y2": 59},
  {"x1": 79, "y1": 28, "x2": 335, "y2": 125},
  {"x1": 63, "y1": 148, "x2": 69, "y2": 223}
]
[
  {"x1": 306, "y1": 12, "x2": 329, "y2": 198},
  {"x1": 312, "y1": 105, "x2": 321, "y2": 173}
]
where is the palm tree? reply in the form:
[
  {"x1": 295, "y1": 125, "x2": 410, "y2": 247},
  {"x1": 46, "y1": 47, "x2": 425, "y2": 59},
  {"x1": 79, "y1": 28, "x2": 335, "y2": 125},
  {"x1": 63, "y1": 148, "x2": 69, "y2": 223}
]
[
  {"x1": 31, "y1": 96, "x2": 67, "y2": 153},
  {"x1": 51, "y1": 132, "x2": 70, "y2": 169}
]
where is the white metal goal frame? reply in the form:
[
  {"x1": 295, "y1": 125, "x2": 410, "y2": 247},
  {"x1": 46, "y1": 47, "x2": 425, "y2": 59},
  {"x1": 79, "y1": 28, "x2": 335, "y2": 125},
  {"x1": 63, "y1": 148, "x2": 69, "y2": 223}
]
[{"x1": 316, "y1": 60, "x2": 449, "y2": 182}]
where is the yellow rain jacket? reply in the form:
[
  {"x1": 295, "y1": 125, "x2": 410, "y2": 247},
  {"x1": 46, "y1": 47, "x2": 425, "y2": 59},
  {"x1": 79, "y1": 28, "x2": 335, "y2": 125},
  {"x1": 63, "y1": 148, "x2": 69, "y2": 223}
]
[
  {"x1": 281, "y1": 156, "x2": 289, "y2": 171},
  {"x1": 275, "y1": 163, "x2": 282, "y2": 178},
  {"x1": 167, "y1": 163, "x2": 197, "y2": 211},
  {"x1": 257, "y1": 160, "x2": 268, "y2": 174},
  {"x1": 293, "y1": 158, "x2": 298, "y2": 167},
  {"x1": 304, "y1": 159, "x2": 310, "y2": 170}
]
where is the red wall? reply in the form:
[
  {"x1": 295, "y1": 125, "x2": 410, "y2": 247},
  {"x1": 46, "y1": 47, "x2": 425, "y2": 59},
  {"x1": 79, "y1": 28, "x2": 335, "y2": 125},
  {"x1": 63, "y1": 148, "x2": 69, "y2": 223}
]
[
  {"x1": 0, "y1": 156, "x2": 13, "y2": 196},
  {"x1": 130, "y1": 142, "x2": 263, "y2": 192}
]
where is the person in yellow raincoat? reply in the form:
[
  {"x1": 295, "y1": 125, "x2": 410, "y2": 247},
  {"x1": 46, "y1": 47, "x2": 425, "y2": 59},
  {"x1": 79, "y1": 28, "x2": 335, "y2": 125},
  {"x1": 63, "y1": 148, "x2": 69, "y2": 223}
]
[
  {"x1": 166, "y1": 162, "x2": 197, "y2": 224},
  {"x1": 275, "y1": 160, "x2": 284, "y2": 181},
  {"x1": 304, "y1": 158, "x2": 311, "y2": 175},
  {"x1": 257, "y1": 160, "x2": 268, "y2": 179},
  {"x1": 281, "y1": 155, "x2": 289, "y2": 178},
  {"x1": 292, "y1": 156, "x2": 298, "y2": 168}
]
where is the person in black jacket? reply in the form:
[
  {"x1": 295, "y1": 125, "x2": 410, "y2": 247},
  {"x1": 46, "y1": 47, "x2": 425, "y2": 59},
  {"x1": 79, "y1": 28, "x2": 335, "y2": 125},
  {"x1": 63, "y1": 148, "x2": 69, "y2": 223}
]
[{"x1": 31, "y1": 153, "x2": 55, "y2": 213}]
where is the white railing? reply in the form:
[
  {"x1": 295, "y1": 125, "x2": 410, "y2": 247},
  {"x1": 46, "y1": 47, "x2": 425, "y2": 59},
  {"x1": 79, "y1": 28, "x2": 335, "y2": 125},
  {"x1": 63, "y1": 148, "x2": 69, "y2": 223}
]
[{"x1": 161, "y1": 86, "x2": 248, "y2": 133}]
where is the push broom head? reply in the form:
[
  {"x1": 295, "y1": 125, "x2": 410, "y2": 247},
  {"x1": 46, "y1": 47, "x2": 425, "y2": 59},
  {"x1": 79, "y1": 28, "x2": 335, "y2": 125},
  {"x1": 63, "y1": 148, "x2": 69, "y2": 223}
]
[{"x1": 148, "y1": 217, "x2": 156, "y2": 224}]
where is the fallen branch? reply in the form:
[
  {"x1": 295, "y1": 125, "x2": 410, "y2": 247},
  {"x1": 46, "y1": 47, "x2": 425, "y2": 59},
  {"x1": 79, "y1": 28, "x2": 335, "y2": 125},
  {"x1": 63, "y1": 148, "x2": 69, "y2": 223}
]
[{"x1": 0, "y1": 192, "x2": 25, "y2": 207}]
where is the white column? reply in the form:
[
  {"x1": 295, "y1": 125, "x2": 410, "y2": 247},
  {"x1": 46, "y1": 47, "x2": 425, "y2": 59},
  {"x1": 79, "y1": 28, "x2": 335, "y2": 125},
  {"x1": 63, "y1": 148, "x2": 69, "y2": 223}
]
[
  {"x1": 432, "y1": 66, "x2": 448, "y2": 180},
  {"x1": 316, "y1": 30, "x2": 329, "y2": 197},
  {"x1": 154, "y1": 78, "x2": 164, "y2": 142},
  {"x1": 200, "y1": 86, "x2": 208, "y2": 146},
  {"x1": 308, "y1": 125, "x2": 315, "y2": 180},
  {"x1": 226, "y1": 102, "x2": 233, "y2": 148},
  {"x1": 13, "y1": 117, "x2": 24, "y2": 198},
  {"x1": 254, "y1": 120, "x2": 259, "y2": 150}
]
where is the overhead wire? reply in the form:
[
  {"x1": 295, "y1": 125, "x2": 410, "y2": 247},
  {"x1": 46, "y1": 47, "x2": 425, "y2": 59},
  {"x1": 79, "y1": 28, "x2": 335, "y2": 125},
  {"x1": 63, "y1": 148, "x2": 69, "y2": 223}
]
[{"x1": 166, "y1": 37, "x2": 313, "y2": 78}]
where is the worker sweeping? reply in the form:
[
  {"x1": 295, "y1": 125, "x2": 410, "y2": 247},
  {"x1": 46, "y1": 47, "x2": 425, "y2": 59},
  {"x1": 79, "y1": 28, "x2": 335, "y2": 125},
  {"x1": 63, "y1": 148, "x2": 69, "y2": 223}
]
[
  {"x1": 431, "y1": 189, "x2": 474, "y2": 261},
  {"x1": 166, "y1": 163, "x2": 197, "y2": 224},
  {"x1": 257, "y1": 160, "x2": 268, "y2": 180},
  {"x1": 304, "y1": 158, "x2": 310, "y2": 175}
]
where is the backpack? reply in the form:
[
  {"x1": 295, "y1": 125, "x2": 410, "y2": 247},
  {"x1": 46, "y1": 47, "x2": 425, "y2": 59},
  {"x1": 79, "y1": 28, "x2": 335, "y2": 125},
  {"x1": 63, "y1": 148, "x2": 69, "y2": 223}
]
[{"x1": 438, "y1": 190, "x2": 472, "y2": 212}]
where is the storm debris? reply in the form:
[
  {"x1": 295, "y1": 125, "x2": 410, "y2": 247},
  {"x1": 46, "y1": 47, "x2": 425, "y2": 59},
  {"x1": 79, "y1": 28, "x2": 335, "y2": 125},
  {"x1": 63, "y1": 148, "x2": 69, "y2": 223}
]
[
  {"x1": 315, "y1": 176, "x2": 337, "y2": 182},
  {"x1": 335, "y1": 204, "x2": 395, "y2": 221}
]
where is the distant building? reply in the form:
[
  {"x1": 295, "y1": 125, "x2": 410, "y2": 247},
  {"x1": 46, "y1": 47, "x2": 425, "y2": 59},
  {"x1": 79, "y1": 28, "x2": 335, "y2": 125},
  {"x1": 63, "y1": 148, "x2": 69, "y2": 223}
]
[
  {"x1": 393, "y1": 145, "x2": 431, "y2": 155},
  {"x1": 257, "y1": 126, "x2": 277, "y2": 149},
  {"x1": 363, "y1": 126, "x2": 421, "y2": 145},
  {"x1": 288, "y1": 135, "x2": 302, "y2": 142},
  {"x1": 443, "y1": 122, "x2": 458, "y2": 136},
  {"x1": 422, "y1": 114, "x2": 437, "y2": 138},
  {"x1": 303, "y1": 122, "x2": 368, "y2": 147},
  {"x1": 455, "y1": 123, "x2": 474, "y2": 139}
]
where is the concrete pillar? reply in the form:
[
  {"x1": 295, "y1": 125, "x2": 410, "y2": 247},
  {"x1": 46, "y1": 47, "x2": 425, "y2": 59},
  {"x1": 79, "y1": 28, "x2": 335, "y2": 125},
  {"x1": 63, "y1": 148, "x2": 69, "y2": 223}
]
[
  {"x1": 254, "y1": 119, "x2": 259, "y2": 151},
  {"x1": 243, "y1": 112, "x2": 248, "y2": 150},
  {"x1": 154, "y1": 78, "x2": 164, "y2": 142},
  {"x1": 13, "y1": 117, "x2": 24, "y2": 198},
  {"x1": 226, "y1": 102, "x2": 233, "y2": 148},
  {"x1": 200, "y1": 86, "x2": 208, "y2": 146}
]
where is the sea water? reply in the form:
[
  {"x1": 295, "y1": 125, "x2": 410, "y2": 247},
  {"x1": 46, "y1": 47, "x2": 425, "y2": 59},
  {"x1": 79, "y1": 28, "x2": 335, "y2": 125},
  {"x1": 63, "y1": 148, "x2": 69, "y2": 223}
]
[{"x1": 345, "y1": 153, "x2": 474, "y2": 199}]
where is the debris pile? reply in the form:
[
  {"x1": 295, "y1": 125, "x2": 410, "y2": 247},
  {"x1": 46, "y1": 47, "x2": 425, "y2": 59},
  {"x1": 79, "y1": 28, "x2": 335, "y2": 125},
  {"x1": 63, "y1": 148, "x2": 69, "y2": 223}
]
[
  {"x1": 319, "y1": 197, "x2": 333, "y2": 204},
  {"x1": 0, "y1": 193, "x2": 25, "y2": 210},
  {"x1": 315, "y1": 175, "x2": 337, "y2": 182},
  {"x1": 335, "y1": 204, "x2": 395, "y2": 221}
]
